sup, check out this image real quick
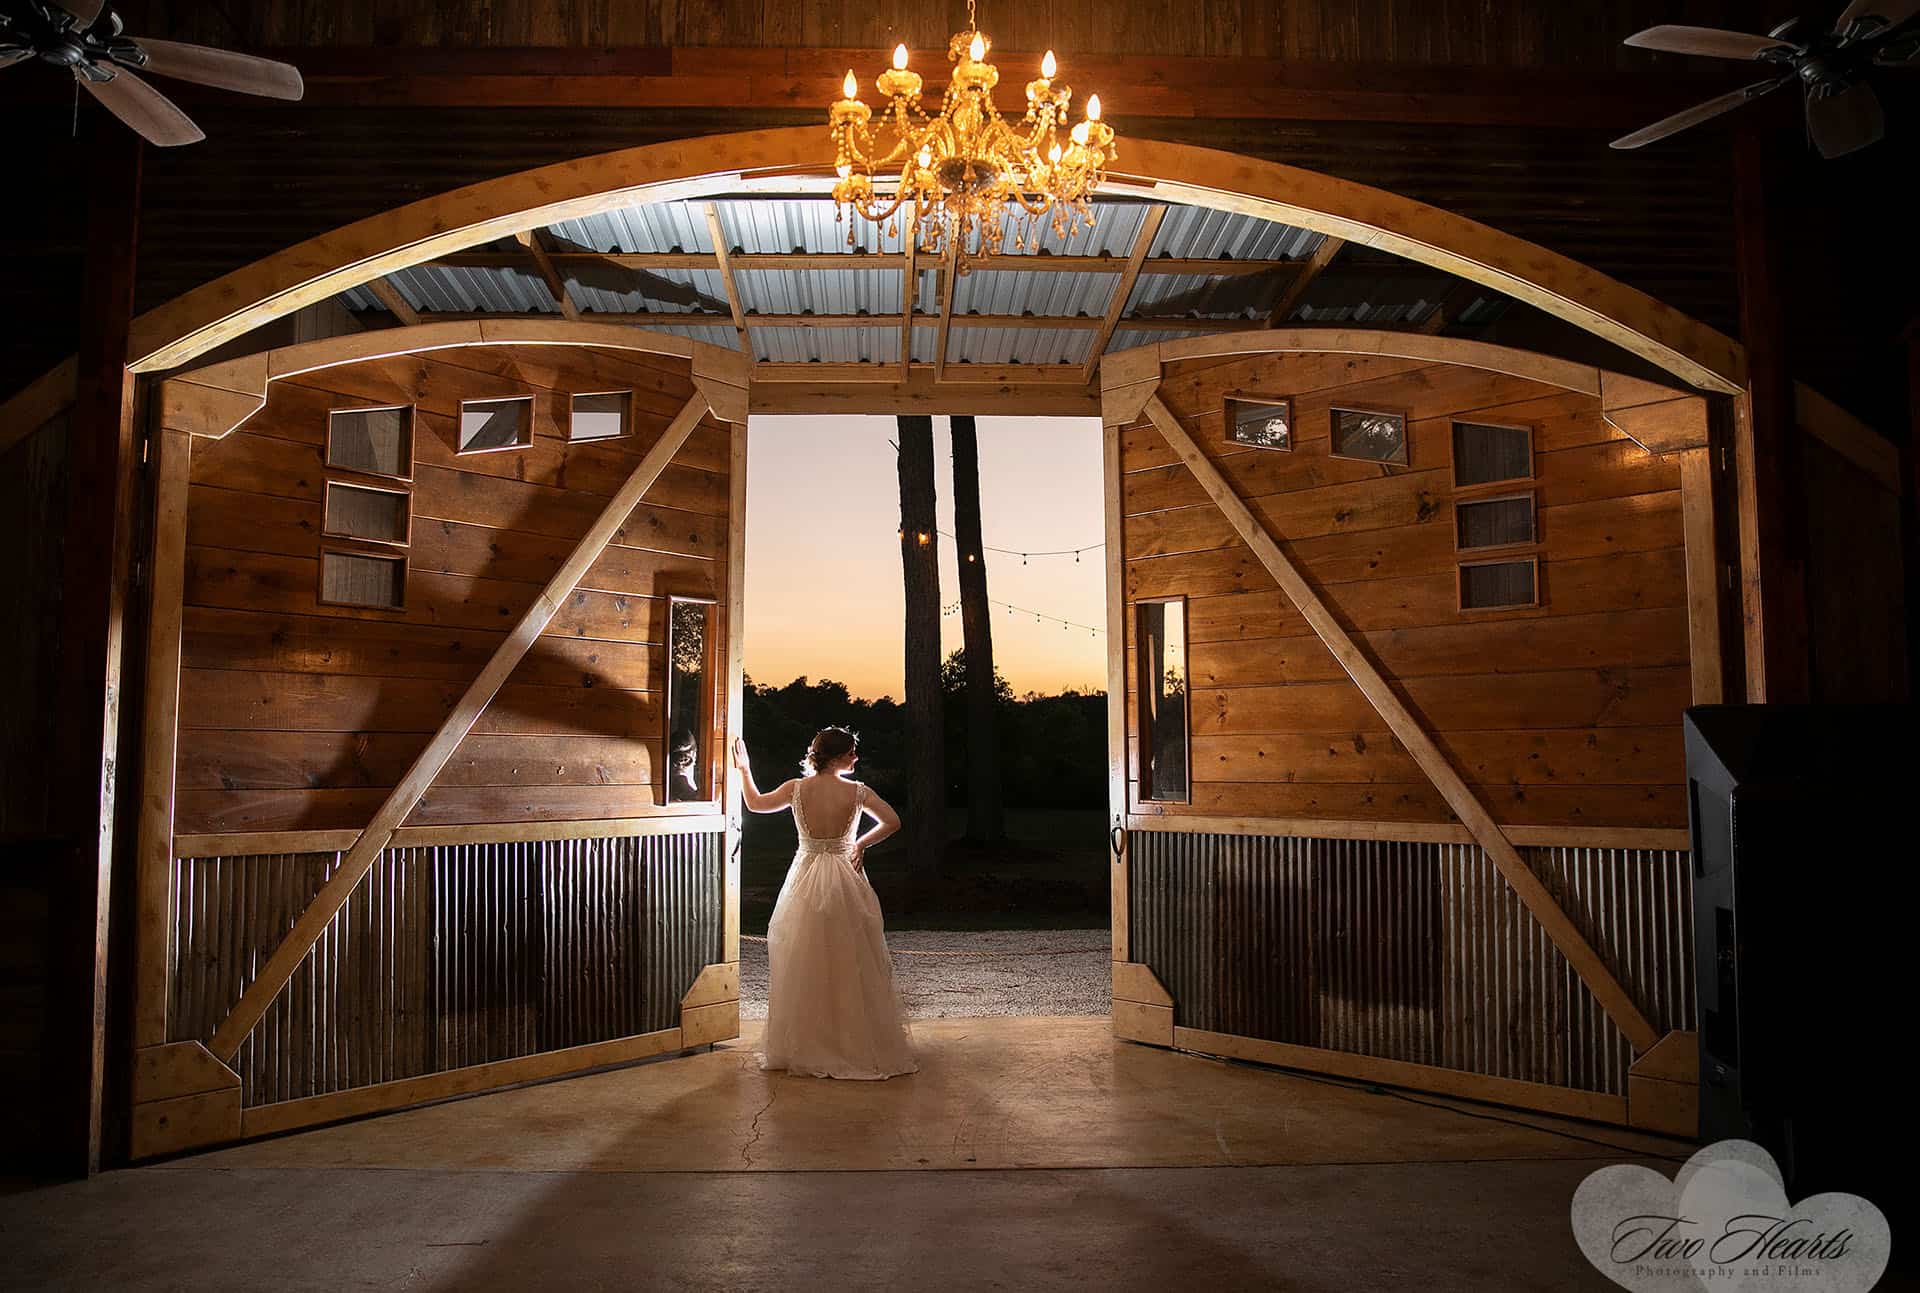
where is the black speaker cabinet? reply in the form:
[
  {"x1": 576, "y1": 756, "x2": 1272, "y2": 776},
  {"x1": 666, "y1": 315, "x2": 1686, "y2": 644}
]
[{"x1": 1684, "y1": 705, "x2": 1910, "y2": 1219}]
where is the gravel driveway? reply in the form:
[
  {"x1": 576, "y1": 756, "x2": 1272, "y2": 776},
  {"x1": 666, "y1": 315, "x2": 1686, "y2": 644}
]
[{"x1": 740, "y1": 929, "x2": 1112, "y2": 1019}]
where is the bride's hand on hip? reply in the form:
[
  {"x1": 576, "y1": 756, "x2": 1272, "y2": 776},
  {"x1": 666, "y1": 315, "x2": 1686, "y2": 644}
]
[{"x1": 848, "y1": 843, "x2": 866, "y2": 874}]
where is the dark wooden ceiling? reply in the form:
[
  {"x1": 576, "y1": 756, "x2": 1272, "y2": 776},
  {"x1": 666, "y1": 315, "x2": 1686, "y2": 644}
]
[{"x1": 4, "y1": 0, "x2": 1911, "y2": 433}]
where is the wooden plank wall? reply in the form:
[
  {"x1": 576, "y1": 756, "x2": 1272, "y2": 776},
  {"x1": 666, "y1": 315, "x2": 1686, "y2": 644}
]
[
  {"x1": 174, "y1": 343, "x2": 732, "y2": 836},
  {"x1": 132, "y1": 1, "x2": 1783, "y2": 63},
  {"x1": 1121, "y1": 351, "x2": 1691, "y2": 830}
]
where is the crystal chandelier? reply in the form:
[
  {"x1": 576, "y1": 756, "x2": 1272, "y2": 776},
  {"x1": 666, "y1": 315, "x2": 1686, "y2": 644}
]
[{"x1": 828, "y1": 0, "x2": 1116, "y2": 271}]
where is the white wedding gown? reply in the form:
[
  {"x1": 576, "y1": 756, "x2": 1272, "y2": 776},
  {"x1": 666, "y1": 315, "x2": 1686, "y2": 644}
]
[{"x1": 760, "y1": 775, "x2": 918, "y2": 1079}]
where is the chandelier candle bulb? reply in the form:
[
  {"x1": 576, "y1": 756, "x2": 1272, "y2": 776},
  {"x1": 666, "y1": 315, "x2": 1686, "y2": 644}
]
[{"x1": 826, "y1": 0, "x2": 1116, "y2": 269}]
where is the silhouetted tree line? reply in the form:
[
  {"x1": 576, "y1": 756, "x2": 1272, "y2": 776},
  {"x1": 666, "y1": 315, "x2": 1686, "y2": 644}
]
[{"x1": 740, "y1": 650, "x2": 1106, "y2": 817}]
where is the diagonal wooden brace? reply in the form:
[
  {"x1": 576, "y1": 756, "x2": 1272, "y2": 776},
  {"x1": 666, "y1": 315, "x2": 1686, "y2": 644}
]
[
  {"x1": 1142, "y1": 393, "x2": 1660, "y2": 1054},
  {"x1": 208, "y1": 392, "x2": 712, "y2": 1062}
]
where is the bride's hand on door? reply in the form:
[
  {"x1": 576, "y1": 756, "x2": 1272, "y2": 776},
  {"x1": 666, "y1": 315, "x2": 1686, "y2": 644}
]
[{"x1": 730, "y1": 737, "x2": 751, "y2": 772}]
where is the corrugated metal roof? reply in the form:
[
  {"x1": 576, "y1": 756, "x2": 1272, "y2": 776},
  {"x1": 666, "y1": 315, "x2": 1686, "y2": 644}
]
[
  {"x1": 949, "y1": 326, "x2": 1094, "y2": 366},
  {"x1": 568, "y1": 267, "x2": 732, "y2": 317},
  {"x1": 1151, "y1": 206, "x2": 1325, "y2": 262},
  {"x1": 753, "y1": 326, "x2": 901, "y2": 364},
  {"x1": 951, "y1": 269, "x2": 1115, "y2": 320},
  {"x1": 334, "y1": 193, "x2": 1518, "y2": 366},
  {"x1": 737, "y1": 268, "x2": 904, "y2": 319},
  {"x1": 1127, "y1": 271, "x2": 1283, "y2": 321},
  {"x1": 548, "y1": 205, "x2": 711, "y2": 255}
]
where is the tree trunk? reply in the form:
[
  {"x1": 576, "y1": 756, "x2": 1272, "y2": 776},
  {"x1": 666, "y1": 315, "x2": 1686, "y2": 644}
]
[
  {"x1": 896, "y1": 415, "x2": 945, "y2": 872},
  {"x1": 950, "y1": 416, "x2": 1006, "y2": 842}
]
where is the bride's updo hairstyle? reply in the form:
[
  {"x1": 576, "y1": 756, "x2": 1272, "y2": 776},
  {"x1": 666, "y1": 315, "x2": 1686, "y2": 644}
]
[{"x1": 803, "y1": 726, "x2": 858, "y2": 775}]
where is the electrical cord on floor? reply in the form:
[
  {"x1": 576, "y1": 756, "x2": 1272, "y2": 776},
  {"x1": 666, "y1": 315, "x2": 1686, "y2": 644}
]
[{"x1": 1204, "y1": 1051, "x2": 1694, "y2": 1164}]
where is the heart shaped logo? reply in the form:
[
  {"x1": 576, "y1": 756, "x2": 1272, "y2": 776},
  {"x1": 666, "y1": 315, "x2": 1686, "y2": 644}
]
[{"x1": 1571, "y1": 1140, "x2": 1890, "y2": 1291}]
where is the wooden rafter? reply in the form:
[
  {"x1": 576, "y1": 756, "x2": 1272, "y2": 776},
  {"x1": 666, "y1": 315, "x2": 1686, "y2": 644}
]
[
  {"x1": 1264, "y1": 234, "x2": 1345, "y2": 328},
  {"x1": 514, "y1": 230, "x2": 580, "y2": 321},
  {"x1": 206, "y1": 393, "x2": 712, "y2": 1062},
  {"x1": 364, "y1": 277, "x2": 421, "y2": 326},
  {"x1": 703, "y1": 202, "x2": 752, "y2": 357},
  {"x1": 356, "y1": 307, "x2": 1265, "y2": 334},
  {"x1": 900, "y1": 209, "x2": 918, "y2": 378},
  {"x1": 429, "y1": 249, "x2": 1332, "y2": 277},
  {"x1": 1083, "y1": 205, "x2": 1167, "y2": 383},
  {"x1": 933, "y1": 238, "x2": 960, "y2": 381},
  {"x1": 1418, "y1": 283, "x2": 1466, "y2": 335},
  {"x1": 1140, "y1": 391, "x2": 1660, "y2": 1055}
]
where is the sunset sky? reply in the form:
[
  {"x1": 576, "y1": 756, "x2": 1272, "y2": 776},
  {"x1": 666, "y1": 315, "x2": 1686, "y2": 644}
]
[{"x1": 742, "y1": 414, "x2": 1106, "y2": 700}]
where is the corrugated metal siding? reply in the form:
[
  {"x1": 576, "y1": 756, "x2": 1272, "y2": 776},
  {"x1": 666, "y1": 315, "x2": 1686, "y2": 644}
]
[
  {"x1": 169, "y1": 832, "x2": 724, "y2": 1107},
  {"x1": 1130, "y1": 831, "x2": 1693, "y2": 1096}
]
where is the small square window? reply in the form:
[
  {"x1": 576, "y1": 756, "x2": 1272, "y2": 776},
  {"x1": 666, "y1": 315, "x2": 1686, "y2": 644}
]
[
  {"x1": 1453, "y1": 421, "x2": 1533, "y2": 487},
  {"x1": 458, "y1": 396, "x2": 534, "y2": 453},
  {"x1": 319, "y1": 549, "x2": 406, "y2": 610},
  {"x1": 1459, "y1": 557, "x2": 1538, "y2": 611},
  {"x1": 1331, "y1": 408, "x2": 1408, "y2": 465},
  {"x1": 326, "y1": 406, "x2": 413, "y2": 480},
  {"x1": 1455, "y1": 494, "x2": 1536, "y2": 551},
  {"x1": 570, "y1": 391, "x2": 631, "y2": 442},
  {"x1": 323, "y1": 481, "x2": 411, "y2": 546},
  {"x1": 1225, "y1": 395, "x2": 1292, "y2": 451}
]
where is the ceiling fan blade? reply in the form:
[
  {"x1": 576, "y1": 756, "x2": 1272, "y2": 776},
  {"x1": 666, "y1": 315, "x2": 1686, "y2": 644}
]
[
  {"x1": 1623, "y1": 25, "x2": 1797, "y2": 60},
  {"x1": 1609, "y1": 78, "x2": 1790, "y2": 149},
  {"x1": 1, "y1": 49, "x2": 34, "y2": 71},
  {"x1": 1806, "y1": 79, "x2": 1886, "y2": 157},
  {"x1": 78, "y1": 65, "x2": 205, "y2": 146},
  {"x1": 1834, "y1": 0, "x2": 1920, "y2": 37},
  {"x1": 125, "y1": 38, "x2": 304, "y2": 100},
  {"x1": 57, "y1": 0, "x2": 106, "y2": 29}
]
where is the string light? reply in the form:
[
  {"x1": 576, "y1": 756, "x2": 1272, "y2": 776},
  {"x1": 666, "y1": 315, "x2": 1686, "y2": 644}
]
[
  {"x1": 936, "y1": 529, "x2": 1102, "y2": 562},
  {"x1": 942, "y1": 596, "x2": 1104, "y2": 636}
]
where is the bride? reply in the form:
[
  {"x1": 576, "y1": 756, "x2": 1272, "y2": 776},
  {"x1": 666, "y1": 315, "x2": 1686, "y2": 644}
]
[{"x1": 731, "y1": 728, "x2": 918, "y2": 1079}]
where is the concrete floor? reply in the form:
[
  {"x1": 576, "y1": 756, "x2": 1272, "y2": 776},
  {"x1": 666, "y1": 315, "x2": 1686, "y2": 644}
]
[
  {"x1": 2, "y1": 1017, "x2": 1693, "y2": 1290},
  {"x1": 740, "y1": 929, "x2": 1113, "y2": 1020}
]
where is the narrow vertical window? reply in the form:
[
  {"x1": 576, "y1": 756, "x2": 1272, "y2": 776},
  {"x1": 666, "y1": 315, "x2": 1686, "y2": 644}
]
[
  {"x1": 666, "y1": 598, "x2": 716, "y2": 803},
  {"x1": 1137, "y1": 598, "x2": 1190, "y2": 804}
]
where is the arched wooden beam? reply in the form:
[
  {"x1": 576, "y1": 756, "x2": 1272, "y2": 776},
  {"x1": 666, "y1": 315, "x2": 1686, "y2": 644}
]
[
  {"x1": 1102, "y1": 327, "x2": 1708, "y2": 453},
  {"x1": 167, "y1": 318, "x2": 750, "y2": 437},
  {"x1": 121, "y1": 128, "x2": 1743, "y2": 394}
]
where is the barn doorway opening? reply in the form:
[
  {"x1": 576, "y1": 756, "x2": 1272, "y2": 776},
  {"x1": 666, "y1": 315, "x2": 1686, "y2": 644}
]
[{"x1": 736, "y1": 412, "x2": 1111, "y2": 1022}]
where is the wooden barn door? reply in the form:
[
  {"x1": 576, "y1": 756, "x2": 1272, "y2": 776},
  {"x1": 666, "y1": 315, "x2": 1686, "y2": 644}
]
[
  {"x1": 1099, "y1": 342, "x2": 1704, "y2": 1135},
  {"x1": 127, "y1": 332, "x2": 751, "y2": 1157}
]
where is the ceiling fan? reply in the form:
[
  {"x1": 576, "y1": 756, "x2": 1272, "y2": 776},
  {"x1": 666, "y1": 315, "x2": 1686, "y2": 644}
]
[
  {"x1": 0, "y1": 0, "x2": 303, "y2": 147},
  {"x1": 1611, "y1": 0, "x2": 1918, "y2": 158}
]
